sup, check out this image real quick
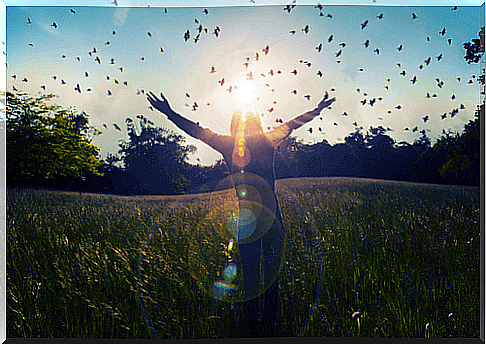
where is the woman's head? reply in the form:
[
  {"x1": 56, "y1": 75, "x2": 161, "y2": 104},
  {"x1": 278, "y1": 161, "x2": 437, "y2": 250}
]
[{"x1": 230, "y1": 112, "x2": 264, "y2": 137}]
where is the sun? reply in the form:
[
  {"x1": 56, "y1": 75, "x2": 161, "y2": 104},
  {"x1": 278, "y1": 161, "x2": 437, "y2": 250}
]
[{"x1": 236, "y1": 82, "x2": 258, "y2": 104}]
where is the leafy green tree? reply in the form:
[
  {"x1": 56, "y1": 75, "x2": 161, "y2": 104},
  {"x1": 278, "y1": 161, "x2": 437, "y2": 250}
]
[
  {"x1": 6, "y1": 91, "x2": 103, "y2": 188},
  {"x1": 118, "y1": 114, "x2": 197, "y2": 195}
]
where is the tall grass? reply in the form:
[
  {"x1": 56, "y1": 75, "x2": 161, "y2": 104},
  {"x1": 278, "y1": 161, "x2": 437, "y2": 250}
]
[{"x1": 6, "y1": 177, "x2": 480, "y2": 338}]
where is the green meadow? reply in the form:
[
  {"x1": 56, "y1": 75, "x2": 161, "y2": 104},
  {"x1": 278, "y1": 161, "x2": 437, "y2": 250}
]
[{"x1": 6, "y1": 177, "x2": 480, "y2": 338}]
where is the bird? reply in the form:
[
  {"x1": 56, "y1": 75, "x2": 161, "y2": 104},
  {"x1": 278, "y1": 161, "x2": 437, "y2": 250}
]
[
  {"x1": 218, "y1": 78, "x2": 225, "y2": 86},
  {"x1": 447, "y1": 38, "x2": 452, "y2": 45},
  {"x1": 284, "y1": 4, "x2": 296, "y2": 13},
  {"x1": 21, "y1": 77, "x2": 28, "y2": 82},
  {"x1": 28, "y1": 43, "x2": 33, "y2": 47},
  {"x1": 290, "y1": 30, "x2": 296, "y2": 35},
  {"x1": 437, "y1": 54, "x2": 443, "y2": 61},
  {"x1": 140, "y1": 57, "x2": 145, "y2": 61},
  {"x1": 400, "y1": 70, "x2": 407, "y2": 76},
  {"x1": 213, "y1": 26, "x2": 221, "y2": 37},
  {"x1": 369, "y1": 98, "x2": 376, "y2": 106},
  {"x1": 397, "y1": 44, "x2": 403, "y2": 51},
  {"x1": 424, "y1": 56, "x2": 431, "y2": 65},
  {"x1": 412, "y1": 12, "x2": 418, "y2": 19},
  {"x1": 457, "y1": 77, "x2": 461, "y2": 82},
  {"x1": 358, "y1": 68, "x2": 364, "y2": 72},
  {"x1": 291, "y1": 90, "x2": 297, "y2": 95},
  {"x1": 360, "y1": 99, "x2": 366, "y2": 105},
  {"x1": 441, "y1": 113, "x2": 447, "y2": 119},
  {"x1": 361, "y1": 20, "x2": 369, "y2": 29},
  {"x1": 374, "y1": 48, "x2": 380, "y2": 55},
  {"x1": 106, "y1": 75, "x2": 110, "y2": 80},
  {"x1": 363, "y1": 39, "x2": 370, "y2": 48},
  {"x1": 452, "y1": 6, "x2": 457, "y2": 10},
  {"x1": 460, "y1": 103, "x2": 465, "y2": 109},
  {"x1": 426, "y1": 92, "x2": 431, "y2": 98},
  {"x1": 427, "y1": 36, "x2": 431, "y2": 41},
  {"x1": 419, "y1": 64, "x2": 424, "y2": 70},
  {"x1": 308, "y1": 127, "x2": 313, "y2": 134},
  {"x1": 51, "y1": 22, "x2": 57, "y2": 28},
  {"x1": 192, "y1": 102, "x2": 198, "y2": 111},
  {"x1": 422, "y1": 115, "x2": 429, "y2": 123},
  {"x1": 291, "y1": 69, "x2": 298, "y2": 75},
  {"x1": 302, "y1": 25, "x2": 310, "y2": 34},
  {"x1": 317, "y1": 71, "x2": 323, "y2": 77},
  {"x1": 103, "y1": 124, "x2": 108, "y2": 129},
  {"x1": 74, "y1": 83, "x2": 81, "y2": 93},
  {"x1": 203, "y1": 8, "x2": 209, "y2": 15},
  {"x1": 262, "y1": 45, "x2": 270, "y2": 55},
  {"x1": 395, "y1": 105, "x2": 402, "y2": 109},
  {"x1": 304, "y1": 95, "x2": 311, "y2": 100},
  {"x1": 439, "y1": 28, "x2": 446, "y2": 36},
  {"x1": 95, "y1": 56, "x2": 101, "y2": 64},
  {"x1": 112, "y1": 31, "x2": 116, "y2": 35},
  {"x1": 114, "y1": 79, "x2": 119, "y2": 84},
  {"x1": 339, "y1": 42, "x2": 346, "y2": 48},
  {"x1": 113, "y1": 123, "x2": 121, "y2": 131},
  {"x1": 326, "y1": 13, "x2": 332, "y2": 18},
  {"x1": 210, "y1": 66, "x2": 216, "y2": 73},
  {"x1": 27, "y1": 17, "x2": 32, "y2": 24},
  {"x1": 61, "y1": 79, "x2": 66, "y2": 85},
  {"x1": 184, "y1": 30, "x2": 190, "y2": 41},
  {"x1": 328, "y1": 35, "x2": 333, "y2": 43},
  {"x1": 335, "y1": 49, "x2": 342, "y2": 58},
  {"x1": 316, "y1": 43, "x2": 323, "y2": 52},
  {"x1": 451, "y1": 94, "x2": 456, "y2": 100},
  {"x1": 411, "y1": 76, "x2": 417, "y2": 84},
  {"x1": 107, "y1": 90, "x2": 112, "y2": 95},
  {"x1": 61, "y1": 55, "x2": 66, "y2": 58},
  {"x1": 70, "y1": 8, "x2": 76, "y2": 14},
  {"x1": 377, "y1": 13, "x2": 384, "y2": 19},
  {"x1": 110, "y1": 58, "x2": 115, "y2": 64},
  {"x1": 412, "y1": 126, "x2": 418, "y2": 132},
  {"x1": 147, "y1": 32, "x2": 152, "y2": 37},
  {"x1": 40, "y1": 85, "x2": 46, "y2": 90}
]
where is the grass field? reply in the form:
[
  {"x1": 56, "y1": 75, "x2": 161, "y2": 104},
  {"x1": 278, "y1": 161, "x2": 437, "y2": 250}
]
[{"x1": 6, "y1": 177, "x2": 481, "y2": 338}]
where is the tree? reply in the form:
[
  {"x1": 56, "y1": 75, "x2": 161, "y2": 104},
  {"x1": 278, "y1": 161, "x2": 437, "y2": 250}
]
[
  {"x1": 6, "y1": 91, "x2": 103, "y2": 188},
  {"x1": 118, "y1": 114, "x2": 197, "y2": 195},
  {"x1": 433, "y1": 26, "x2": 484, "y2": 186}
]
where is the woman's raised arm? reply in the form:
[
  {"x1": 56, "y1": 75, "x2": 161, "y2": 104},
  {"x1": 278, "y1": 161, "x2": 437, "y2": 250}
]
[
  {"x1": 268, "y1": 92, "x2": 336, "y2": 145},
  {"x1": 147, "y1": 91, "x2": 228, "y2": 152}
]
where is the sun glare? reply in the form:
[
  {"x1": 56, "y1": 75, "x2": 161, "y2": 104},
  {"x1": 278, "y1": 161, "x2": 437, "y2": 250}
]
[{"x1": 236, "y1": 82, "x2": 258, "y2": 104}]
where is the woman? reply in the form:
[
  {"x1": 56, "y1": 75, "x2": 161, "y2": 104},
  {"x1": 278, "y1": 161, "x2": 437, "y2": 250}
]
[{"x1": 147, "y1": 91, "x2": 335, "y2": 337}]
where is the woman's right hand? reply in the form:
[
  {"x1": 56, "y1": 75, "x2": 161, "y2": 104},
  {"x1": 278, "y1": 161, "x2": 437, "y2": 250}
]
[{"x1": 147, "y1": 91, "x2": 173, "y2": 115}]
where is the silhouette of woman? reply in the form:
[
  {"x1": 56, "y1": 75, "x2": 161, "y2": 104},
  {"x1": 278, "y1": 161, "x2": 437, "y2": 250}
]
[{"x1": 147, "y1": 91, "x2": 335, "y2": 337}]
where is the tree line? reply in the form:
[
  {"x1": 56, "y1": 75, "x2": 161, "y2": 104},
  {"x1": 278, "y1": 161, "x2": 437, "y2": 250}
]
[{"x1": 5, "y1": 27, "x2": 484, "y2": 194}]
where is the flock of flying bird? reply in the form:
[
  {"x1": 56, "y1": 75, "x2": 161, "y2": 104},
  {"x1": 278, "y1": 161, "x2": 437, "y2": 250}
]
[{"x1": 8, "y1": 3, "x2": 480, "y2": 141}]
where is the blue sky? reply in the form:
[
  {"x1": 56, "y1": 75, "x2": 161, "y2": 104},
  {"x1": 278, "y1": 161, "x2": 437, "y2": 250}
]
[{"x1": 2, "y1": 1, "x2": 485, "y2": 166}]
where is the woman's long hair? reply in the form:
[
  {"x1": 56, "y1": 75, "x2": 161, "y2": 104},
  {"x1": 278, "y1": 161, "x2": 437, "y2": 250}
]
[{"x1": 230, "y1": 112, "x2": 264, "y2": 137}]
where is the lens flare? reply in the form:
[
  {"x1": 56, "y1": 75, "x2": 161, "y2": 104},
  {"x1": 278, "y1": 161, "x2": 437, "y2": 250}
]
[{"x1": 223, "y1": 262, "x2": 237, "y2": 281}]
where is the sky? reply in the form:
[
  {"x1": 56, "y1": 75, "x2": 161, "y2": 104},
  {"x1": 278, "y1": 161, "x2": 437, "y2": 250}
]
[{"x1": 2, "y1": 1, "x2": 485, "y2": 167}]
